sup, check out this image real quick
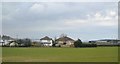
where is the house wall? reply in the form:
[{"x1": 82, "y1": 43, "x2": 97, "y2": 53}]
[
  {"x1": 56, "y1": 40, "x2": 74, "y2": 47},
  {"x1": 41, "y1": 40, "x2": 52, "y2": 43},
  {"x1": 66, "y1": 41, "x2": 74, "y2": 45},
  {"x1": 0, "y1": 39, "x2": 14, "y2": 46},
  {"x1": 10, "y1": 42, "x2": 18, "y2": 47},
  {"x1": 40, "y1": 40, "x2": 52, "y2": 46}
]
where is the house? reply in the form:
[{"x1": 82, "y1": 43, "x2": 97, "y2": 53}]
[
  {"x1": 40, "y1": 36, "x2": 53, "y2": 46},
  {"x1": 0, "y1": 35, "x2": 15, "y2": 46},
  {"x1": 0, "y1": 39, "x2": 4, "y2": 46},
  {"x1": 55, "y1": 36, "x2": 75, "y2": 47},
  {"x1": 0, "y1": 39, "x2": 15, "y2": 46},
  {"x1": 89, "y1": 39, "x2": 120, "y2": 46},
  {"x1": 9, "y1": 41, "x2": 18, "y2": 47}
]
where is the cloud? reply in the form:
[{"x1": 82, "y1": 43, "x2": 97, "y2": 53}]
[
  {"x1": 28, "y1": 10, "x2": 118, "y2": 32},
  {"x1": 93, "y1": 11, "x2": 118, "y2": 27},
  {"x1": 109, "y1": 11, "x2": 117, "y2": 17},
  {"x1": 29, "y1": 3, "x2": 46, "y2": 14},
  {"x1": 64, "y1": 19, "x2": 87, "y2": 26},
  {"x1": 0, "y1": 3, "x2": 2, "y2": 34},
  {"x1": 61, "y1": 10, "x2": 117, "y2": 29},
  {"x1": 2, "y1": 2, "x2": 118, "y2": 40}
]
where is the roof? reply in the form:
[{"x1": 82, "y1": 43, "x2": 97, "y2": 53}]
[
  {"x1": 56, "y1": 36, "x2": 74, "y2": 41},
  {"x1": 40, "y1": 36, "x2": 52, "y2": 40},
  {"x1": 0, "y1": 35, "x2": 14, "y2": 40}
]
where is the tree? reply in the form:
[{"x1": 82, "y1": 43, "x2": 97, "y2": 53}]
[
  {"x1": 15, "y1": 39, "x2": 22, "y2": 46},
  {"x1": 15, "y1": 38, "x2": 32, "y2": 47},
  {"x1": 52, "y1": 40, "x2": 56, "y2": 47},
  {"x1": 74, "y1": 39, "x2": 82, "y2": 47},
  {"x1": 24, "y1": 38, "x2": 31, "y2": 47}
]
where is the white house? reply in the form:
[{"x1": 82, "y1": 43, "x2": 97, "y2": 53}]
[
  {"x1": 0, "y1": 35, "x2": 15, "y2": 46},
  {"x1": 0, "y1": 40, "x2": 4, "y2": 46},
  {"x1": 0, "y1": 39, "x2": 14, "y2": 46},
  {"x1": 10, "y1": 41, "x2": 18, "y2": 47},
  {"x1": 40, "y1": 36, "x2": 53, "y2": 46}
]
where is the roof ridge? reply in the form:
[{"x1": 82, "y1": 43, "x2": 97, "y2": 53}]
[{"x1": 40, "y1": 36, "x2": 52, "y2": 40}]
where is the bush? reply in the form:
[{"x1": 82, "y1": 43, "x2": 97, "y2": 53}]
[
  {"x1": 15, "y1": 38, "x2": 32, "y2": 47},
  {"x1": 74, "y1": 39, "x2": 97, "y2": 48},
  {"x1": 79, "y1": 43, "x2": 97, "y2": 47},
  {"x1": 74, "y1": 39, "x2": 82, "y2": 47}
]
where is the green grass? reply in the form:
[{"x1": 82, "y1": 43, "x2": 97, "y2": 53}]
[{"x1": 2, "y1": 47, "x2": 118, "y2": 62}]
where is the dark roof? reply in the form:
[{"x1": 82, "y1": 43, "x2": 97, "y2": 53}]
[
  {"x1": 1, "y1": 35, "x2": 14, "y2": 40},
  {"x1": 56, "y1": 36, "x2": 74, "y2": 41},
  {"x1": 40, "y1": 36, "x2": 52, "y2": 40}
]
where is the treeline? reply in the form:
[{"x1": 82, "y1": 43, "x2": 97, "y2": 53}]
[
  {"x1": 2, "y1": 38, "x2": 119, "y2": 48},
  {"x1": 15, "y1": 39, "x2": 31, "y2": 47},
  {"x1": 2, "y1": 38, "x2": 97, "y2": 48},
  {"x1": 1, "y1": 35, "x2": 119, "y2": 47},
  {"x1": 11, "y1": 39, "x2": 118, "y2": 47}
]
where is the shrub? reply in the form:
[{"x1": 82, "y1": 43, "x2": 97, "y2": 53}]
[
  {"x1": 79, "y1": 43, "x2": 97, "y2": 47},
  {"x1": 74, "y1": 39, "x2": 82, "y2": 47}
]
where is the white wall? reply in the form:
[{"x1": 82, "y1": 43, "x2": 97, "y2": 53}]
[{"x1": 40, "y1": 40, "x2": 53, "y2": 46}]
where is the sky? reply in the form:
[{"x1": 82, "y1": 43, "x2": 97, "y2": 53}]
[{"x1": 2, "y1": 2, "x2": 118, "y2": 41}]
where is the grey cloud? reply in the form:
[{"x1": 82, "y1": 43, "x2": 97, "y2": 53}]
[{"x1": 2, "y1": 2, "x2": 118, "y2": 40}]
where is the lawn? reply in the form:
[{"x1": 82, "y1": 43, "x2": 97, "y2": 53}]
[{"x1": 2, "y1": 47, "x2": 118, "y2": 62}]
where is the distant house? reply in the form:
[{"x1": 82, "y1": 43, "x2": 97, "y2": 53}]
[
  {"x1": 0, "y1": 35, "x2": 15, "y2": 46},
  {"x1": 0, "y1": 35, "x2": 3, "y2": 46},
  {"x1": 40, "y1": 36, "x2": 53, "y2": 46},
  {"x1": 89, "y1": 39, "x2": 120, "y2": 46},
  {"x1": 55, "y1": 36, "x2": 75, "y2": 47},
  {"x1": 9, "y1": 41, "x2": 18, "y2": 47}
]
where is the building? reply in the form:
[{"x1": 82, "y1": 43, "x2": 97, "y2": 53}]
[
  {"x1": 0, "y1": 35, "x2": 15, "y2": 46},
  {"x1": 40, "y1": 36, "x2": 53, "y2": 46},
  {"x1": 9, "y1": 41, "x2": 18, "y2": 47},
  {"x1": 55, "y1": 36, "x2": 75, "y2": 47},
  {"x1": 89, "y1": 39, "x2": 120, "y2": 46}
]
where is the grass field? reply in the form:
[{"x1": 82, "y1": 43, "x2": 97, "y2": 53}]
[{"x1": 2, "y1": 47, "x2": 118, "y2": 62}]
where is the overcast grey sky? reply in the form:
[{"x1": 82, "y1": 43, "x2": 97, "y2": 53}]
[{"x1": 2, "y1": 2, "x2": 118, "y2": 41}]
